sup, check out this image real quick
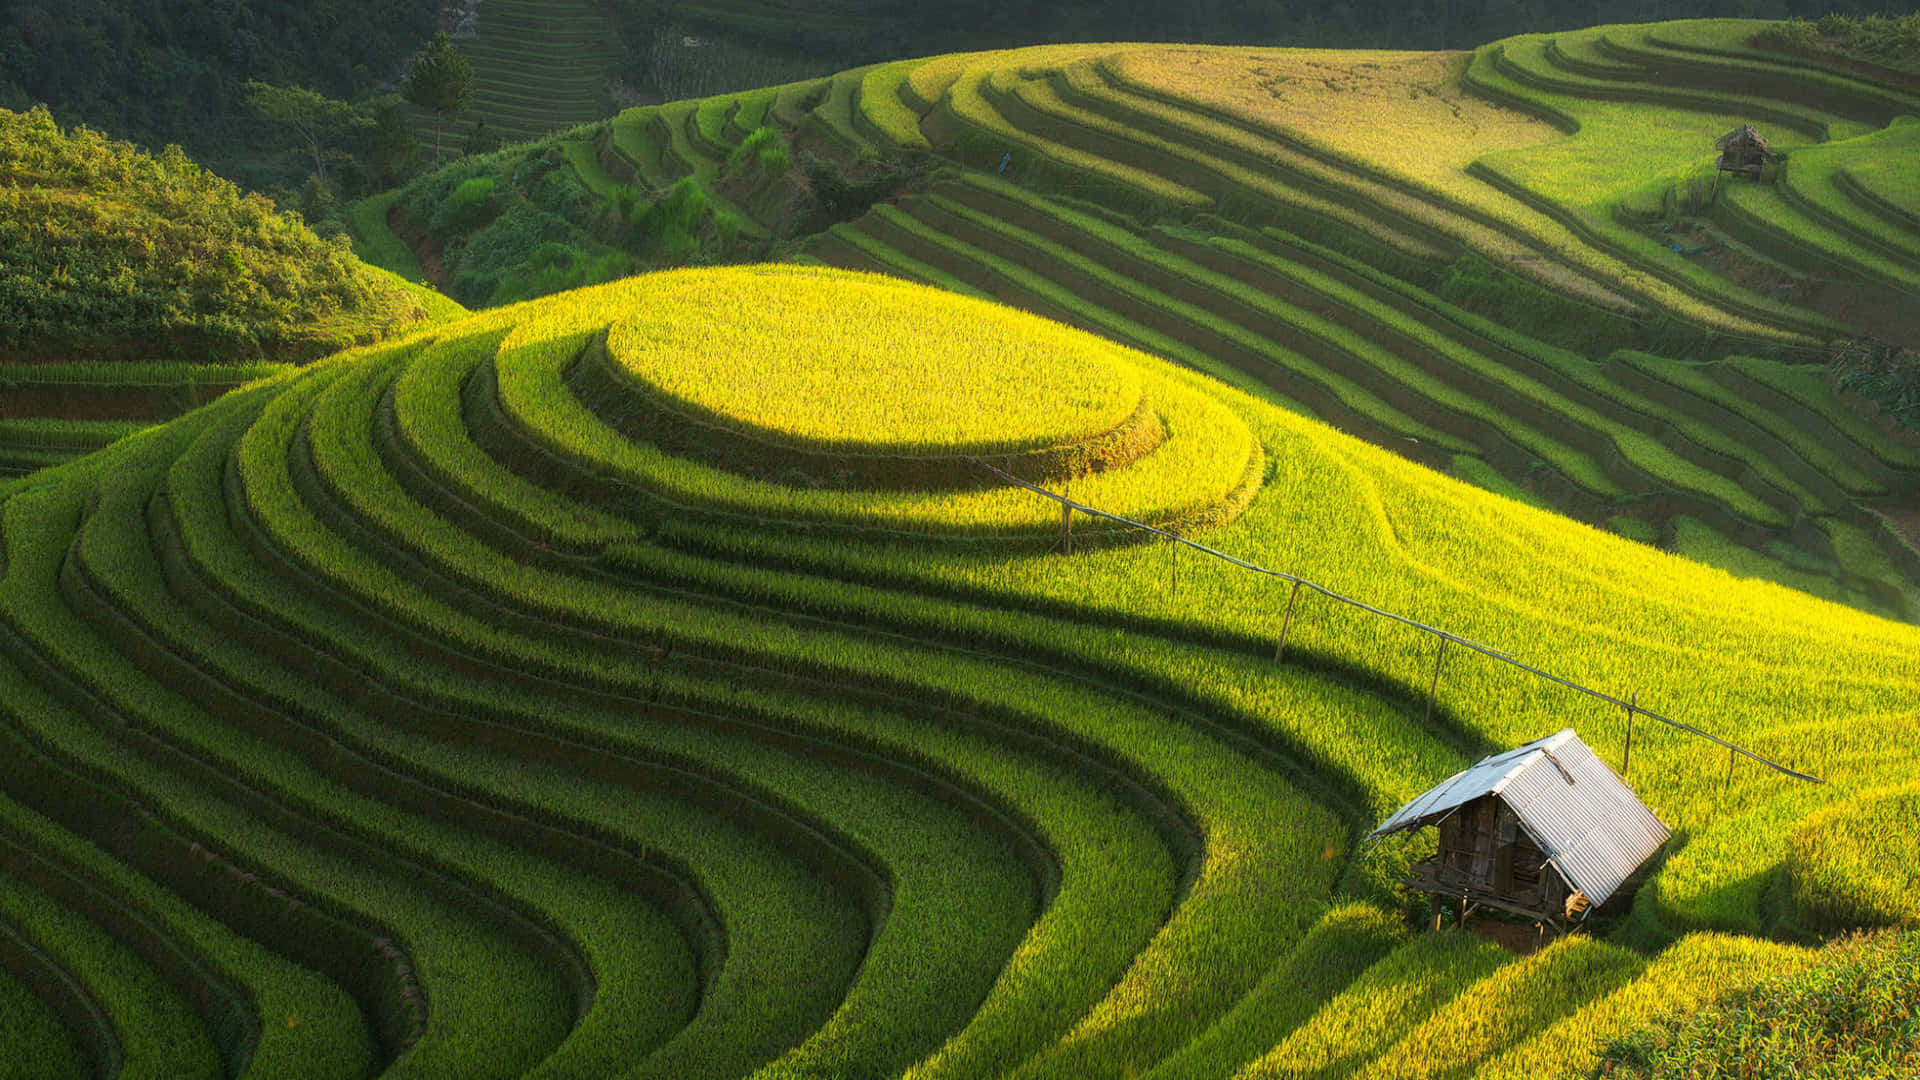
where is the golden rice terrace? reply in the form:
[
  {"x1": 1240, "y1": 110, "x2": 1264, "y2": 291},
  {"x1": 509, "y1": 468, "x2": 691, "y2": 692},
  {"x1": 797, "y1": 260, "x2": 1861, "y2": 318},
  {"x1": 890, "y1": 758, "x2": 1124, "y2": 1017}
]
[{"x1": 8, "y1": 14, "x2": 1920, "y2": 1080}]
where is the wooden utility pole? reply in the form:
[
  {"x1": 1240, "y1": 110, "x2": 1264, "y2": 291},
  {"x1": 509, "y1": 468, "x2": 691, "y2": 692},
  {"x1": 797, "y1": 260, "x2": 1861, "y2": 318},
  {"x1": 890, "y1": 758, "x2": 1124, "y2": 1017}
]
[
  {"x1": 1622, "y1": 691, "x2": 1637, "y2": 777},
  {"x1": 1424, "y1": 638, "x2": 1450, "y2": 725},
  {"x1": 1275, "y1": 580, "x2": 1304, "y2": 662}
]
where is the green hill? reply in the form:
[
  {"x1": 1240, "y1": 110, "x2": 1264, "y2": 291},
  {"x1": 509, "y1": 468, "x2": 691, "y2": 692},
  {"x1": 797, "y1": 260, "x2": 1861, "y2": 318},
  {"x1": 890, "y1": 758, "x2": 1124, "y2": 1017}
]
[
  {"x1": 0, "y1": 260, "x2": 1912, "y2": 1078},
  {"x1": 351, "y1": 17, "x2": 1920, "y2": 622},
  {"x1": 8, "y1": 14, "x2": 1920, "y2": 1078},
  {"x1": 0, "y1": 106, "x2": 463, "y2": 475}
]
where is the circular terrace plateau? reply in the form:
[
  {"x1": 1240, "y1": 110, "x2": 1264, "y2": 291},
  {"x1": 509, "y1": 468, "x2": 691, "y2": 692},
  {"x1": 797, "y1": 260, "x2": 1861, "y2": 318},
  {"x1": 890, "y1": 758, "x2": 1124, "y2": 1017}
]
[
  {"x1": 501, "y1": 266, "x2": 1262, "y2": 540},
  {"x1": 588, "y1": 270, "x2": 1166, "y2": 489}
]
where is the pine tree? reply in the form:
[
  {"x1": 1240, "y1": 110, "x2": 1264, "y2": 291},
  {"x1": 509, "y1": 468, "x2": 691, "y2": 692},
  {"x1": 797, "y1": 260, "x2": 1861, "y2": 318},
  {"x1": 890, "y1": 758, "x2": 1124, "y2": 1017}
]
[{"x1": 402, "y1": 32, "x2": 474, "y2": 163}]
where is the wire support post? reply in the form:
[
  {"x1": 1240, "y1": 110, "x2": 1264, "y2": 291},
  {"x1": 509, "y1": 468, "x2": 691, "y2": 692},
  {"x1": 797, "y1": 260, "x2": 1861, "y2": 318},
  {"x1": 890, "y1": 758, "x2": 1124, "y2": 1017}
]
[
  {"x1": 1275, "y1": 579, "x2": 1303, "y2": 663},
  {"x1": 1621, "y1": 691, "x2": 1637, "y2": 777},
  {"x1": 1424, "y1": 637, "x2": 1449, "y2": 726},
  {"x1": 965, "y1": 458, "x2": 1823, "y2": 785}
]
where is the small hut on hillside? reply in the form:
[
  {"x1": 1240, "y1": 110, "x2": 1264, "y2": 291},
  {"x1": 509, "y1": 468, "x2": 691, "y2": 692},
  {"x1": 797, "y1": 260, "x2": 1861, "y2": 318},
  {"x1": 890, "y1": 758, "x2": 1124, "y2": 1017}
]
[
  {"x1": 1366, "y1": 729, "x2": 1670, "y2": 933},
  {"x1": 1716, "y1": 123, "x2": 1780, "y2": 177}
]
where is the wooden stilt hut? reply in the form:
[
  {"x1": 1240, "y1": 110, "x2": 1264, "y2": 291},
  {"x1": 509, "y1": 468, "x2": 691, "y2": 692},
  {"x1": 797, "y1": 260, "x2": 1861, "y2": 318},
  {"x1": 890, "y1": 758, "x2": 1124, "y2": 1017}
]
[
  {"x1": 1716, "y1": 123, "x2": 1780, "y2": 178},
  {"x1": 1366, "y1": 729, "x2": 1670, "y2": 933}
]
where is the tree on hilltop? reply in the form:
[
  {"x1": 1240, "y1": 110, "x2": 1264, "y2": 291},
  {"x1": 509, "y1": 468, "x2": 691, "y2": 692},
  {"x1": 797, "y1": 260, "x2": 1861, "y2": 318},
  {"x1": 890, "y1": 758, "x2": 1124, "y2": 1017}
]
[
  {"x1": 243, "y1": 81, "x2": 371, "y2": 187},
  {"x1": 403, "y1": 32, "x2": 474, "y2": 163}
]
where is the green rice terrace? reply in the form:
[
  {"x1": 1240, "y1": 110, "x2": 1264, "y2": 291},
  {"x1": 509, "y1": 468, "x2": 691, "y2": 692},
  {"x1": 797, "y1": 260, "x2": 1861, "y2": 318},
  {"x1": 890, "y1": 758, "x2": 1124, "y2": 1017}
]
[
  {"x1": 0, "y1": 106, "x2": 466, "y2": 479},
  {"x1": 404, "y1": 0, "x2": 624, "y2": 154},
  {"x1": 355, "y1": 16, "x2": 1920, "y2": 624},
  {"x1": 4, "y1": 13, "x2": 1920, "y2": 1080}
]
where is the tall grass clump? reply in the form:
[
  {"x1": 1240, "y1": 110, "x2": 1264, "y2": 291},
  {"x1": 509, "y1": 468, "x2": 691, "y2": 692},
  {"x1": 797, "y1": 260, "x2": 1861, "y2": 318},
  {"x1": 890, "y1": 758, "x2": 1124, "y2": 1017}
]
[
  {"x1": 1595, "y1": 930, "x2": 1920, "y2": 1079},
  {"x1": 1236, "y1": 931, "x2": 1512, "y2": 1079},
  {"x1": 724, "y1": 126, "x2": 789, "y2": 180},
  {"x1": 1788, "y1": 782, "x2": 1920, "y2": 933},
  {"x1": 1476, "y1": 934, "x2": 1815, "y2": 1080}
]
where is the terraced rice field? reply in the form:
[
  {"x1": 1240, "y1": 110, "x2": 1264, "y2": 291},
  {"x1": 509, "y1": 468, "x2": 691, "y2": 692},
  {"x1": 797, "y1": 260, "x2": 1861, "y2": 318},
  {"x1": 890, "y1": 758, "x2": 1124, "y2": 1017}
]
[
  {"x1": 710, "y1": 20, "x2": 1920, "y2": 619},
  {"x1": 409, "y1": 0, "x2": 622, "y2": 154},
  {"x1": 0, "y1": 269, "x2": 466, "y2": 478},
  {"x1": 0, "y1": 263, "x2": 1915, "y2": 1078},
  {"x1": 32, "y1": 14, "x2": 1920, "y2": 1078}
]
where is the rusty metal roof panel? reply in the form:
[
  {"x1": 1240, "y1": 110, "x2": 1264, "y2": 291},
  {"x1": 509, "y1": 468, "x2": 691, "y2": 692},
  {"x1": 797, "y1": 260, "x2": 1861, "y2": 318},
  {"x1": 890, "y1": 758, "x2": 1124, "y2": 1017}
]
[{"x1": 1365, "y1": 728, "x2": 1669, "y2": 907}]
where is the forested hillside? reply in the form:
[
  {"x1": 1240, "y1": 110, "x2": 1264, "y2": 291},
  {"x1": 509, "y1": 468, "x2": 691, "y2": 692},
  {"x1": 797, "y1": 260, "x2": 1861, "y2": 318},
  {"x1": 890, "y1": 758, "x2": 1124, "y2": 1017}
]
[{"x1": 0, "y1": 0, "x2": 437, "y2": 190}]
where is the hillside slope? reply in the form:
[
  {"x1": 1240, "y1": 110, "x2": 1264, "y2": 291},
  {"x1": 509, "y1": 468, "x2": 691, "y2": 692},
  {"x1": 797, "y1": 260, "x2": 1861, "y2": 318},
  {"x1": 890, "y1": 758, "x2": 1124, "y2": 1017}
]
[
  {"x1": 351, "y1": 18, "x2": 1920, "y2": 620},
  {"x1": 0, "y1": 264, "x2": 1912, "y2": 1078},
  {"x1": 0, "y1": 106, "x2": 464, "y2": 475}
]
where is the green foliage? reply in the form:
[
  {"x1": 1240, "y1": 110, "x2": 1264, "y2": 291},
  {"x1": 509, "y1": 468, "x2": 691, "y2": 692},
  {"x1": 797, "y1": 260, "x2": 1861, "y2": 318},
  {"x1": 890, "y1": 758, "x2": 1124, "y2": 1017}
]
[
  {"x1": 448, "y1": 202, "x2": 590, "y2": 306},
  {"x1": 531, "y1": 166, "x2": 596, "y2": 223},
  {"x1": 1834, "y1": 344, "x2": 1920, "y2": 433},
  {"x1": 0, "y1": 966, "x2": 86, "y2": 1079},
  {"x1": 434, "y1": 176, "x2": 499, "y2": 234},
  {"x1": 243, "y1": 81, "x2": 370, "y2": 186},
  {"x1": 403, "y1": 33, "x2": 476, "y2": 118},
  {"x1": 1771, "y1": 12, "x2": 1920, "y2": 70},
  {"x1": 404, "y1": 33, "x2": 476, "y2": 160},
  {"x1": 485, "y1": 243, "x2": 639, "y2": 307},
  {"x1": 0, "y1": 0, "x2": 436, "y2": 191},
  {"x1": 360, "y1": 95, "x2": 422, "y2": 191},
  {"x1": 724, "y1": 126, "x2": 789, "y2": 180},
  {"x1": 630, "y1": 177, "x2": 714, "y2": 261},
  {"x1": 1788, "y1": 784, "x2": 1920, "y2": 932},
  {"x1": 1597, "y1": 931, "x2": 1920, "y2": 1079},
  {"x1": 462, "y1": 120, "x2": 503, "y2": 158},
  {"x1": 0, "y1": 106, "x2": 423, "y2": 364},
  {"x1": 1755, "y1": 17, "x2": 1821, "y2": 50},
  {"x1": 398, "y1": 151, "x2": 507, "y2": 229}
]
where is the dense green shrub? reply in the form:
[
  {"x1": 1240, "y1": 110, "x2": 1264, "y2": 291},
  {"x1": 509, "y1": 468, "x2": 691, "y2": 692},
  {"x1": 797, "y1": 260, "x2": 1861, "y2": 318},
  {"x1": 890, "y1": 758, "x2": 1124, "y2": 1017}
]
[
  {"x1": 431, "y1": 177, "x2": 498, "y2": 234},
  {"x1": 725, "y1": 126, "x2": 789, "y2": 180},
  {"x1": 629, "y1": 178, "x2": 714, "y2": 262},
  {"x1": 1834, "y1": 344, "x2": 1920, "y2": 432},
  {"x1": 399, "y1": 151, "x2": 516, "y2": 235},
  {"x1": 0, "y1": 0, "x2": 436, "y2": 191},
  {"x1": 447, "y1": 203, "x2": 590, "y2": 307},
  {"x1": 486, "y1": 244, "x2": 640, "y2": 307},
  {"x1": 532, "y1": 166, "x2": 598, "y2": 223},
  {"x1": 0, "y1": 106, "x2": 422, "y2": 364}
]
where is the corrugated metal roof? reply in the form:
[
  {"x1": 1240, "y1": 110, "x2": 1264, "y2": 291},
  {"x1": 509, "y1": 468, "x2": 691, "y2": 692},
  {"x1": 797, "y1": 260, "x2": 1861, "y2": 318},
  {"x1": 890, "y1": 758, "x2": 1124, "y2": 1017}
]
[{"x1": 1366, "y1": 728, "x2": 1670, "y2": 907}]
